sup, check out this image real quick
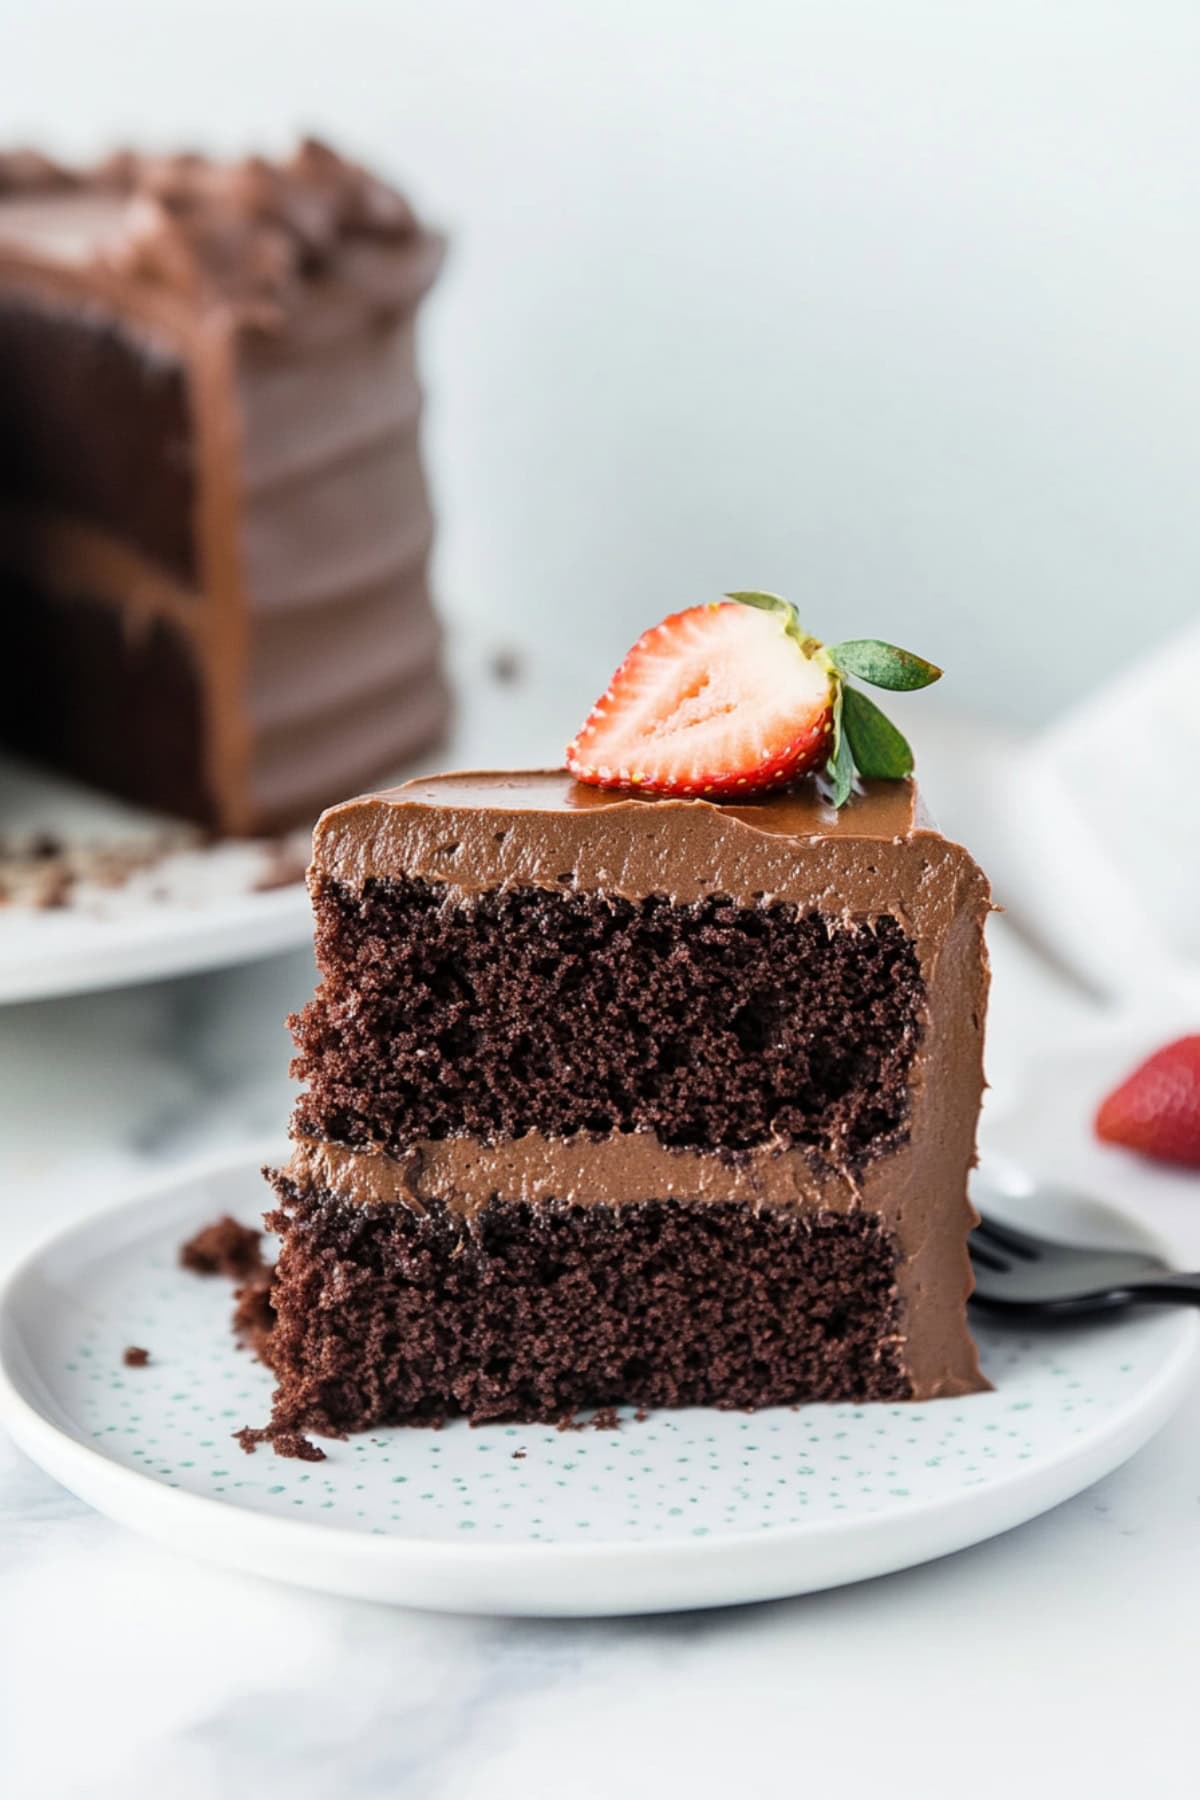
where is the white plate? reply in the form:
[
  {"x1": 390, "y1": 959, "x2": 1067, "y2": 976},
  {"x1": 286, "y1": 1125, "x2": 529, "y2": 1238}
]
[
  {"x1": 2, "y1": 1151, "x2": 1195, "y2": 1617},
  {"x1": 0, "y1": 871, "x2": 315, "y2": 1006},
  {"x1": 0, "y1": 635, "x2": 569, "y2": 1006},
  {"x1": 0, "y1": 751, "x2": 317, "y2": 1004}
]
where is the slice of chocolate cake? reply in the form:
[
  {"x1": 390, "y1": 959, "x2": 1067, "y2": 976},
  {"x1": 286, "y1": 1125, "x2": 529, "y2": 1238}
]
[
  {"x1": 0, "y1": 140, "x2": 448, "y2": 834},
  {"x1": 260, "y1": 766, "x2": 991, "y2": 1436}
]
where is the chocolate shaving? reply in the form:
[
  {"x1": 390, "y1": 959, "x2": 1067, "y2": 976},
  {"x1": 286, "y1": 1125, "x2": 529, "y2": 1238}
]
[{"x1": 0, "y1": 825, "x2": 201, "y2": 912}]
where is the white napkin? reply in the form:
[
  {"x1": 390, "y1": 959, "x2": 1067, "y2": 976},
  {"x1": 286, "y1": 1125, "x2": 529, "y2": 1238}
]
[{"x1": 914, "y1": 623, "x2": 1200, "y2": 1014}]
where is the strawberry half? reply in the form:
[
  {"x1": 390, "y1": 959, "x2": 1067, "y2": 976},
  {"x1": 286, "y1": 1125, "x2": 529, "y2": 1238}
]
[
  {"x1": 1095, "y1": 1035, "x2": 1200, "y2": 1170},
  {"x1": 566, "y1": 601, "x2": 834, "y2": 798},
  {"x1": 565, "y1": 590, "x2": 941, "y2": 804}
]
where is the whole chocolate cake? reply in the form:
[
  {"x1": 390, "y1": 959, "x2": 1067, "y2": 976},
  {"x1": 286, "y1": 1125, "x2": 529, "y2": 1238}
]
[
  {"x1": 258, "y1": 763, "x2": 991, "y2": 1437},
  {"x1": 0, "y1": 139, "x2": 448, "y2": 834}
]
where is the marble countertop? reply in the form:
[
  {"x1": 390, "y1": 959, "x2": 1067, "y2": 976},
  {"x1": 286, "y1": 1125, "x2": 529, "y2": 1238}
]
[{"x1": 2, "y1": 921, "x2": 1199, "y2": 1799}]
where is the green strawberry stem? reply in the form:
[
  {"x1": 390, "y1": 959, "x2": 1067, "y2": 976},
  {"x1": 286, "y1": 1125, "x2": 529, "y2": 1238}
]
[{"x1": 726, "y1": 591, "x2": 941, "y2": 806}]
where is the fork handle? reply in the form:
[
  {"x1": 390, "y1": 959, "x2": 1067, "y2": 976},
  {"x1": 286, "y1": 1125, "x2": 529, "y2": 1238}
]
[{"x1": 1131, "y1": 1272, "x2": 1200, "y2": 1305}]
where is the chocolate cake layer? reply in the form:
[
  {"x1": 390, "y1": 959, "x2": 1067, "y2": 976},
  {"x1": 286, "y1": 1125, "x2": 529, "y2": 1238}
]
[
  {"x1": 260, "y1": 1178, "x2": 911, "y2": 1430},
  {"x1": 293, "y1": 880, "x2": 924, "y2": 1162},
  {"x1": 5, "y1": 572, "x2": 212, "y2": 820},
  {"x1": 0, "y1": 290, "x2": 195, "y2": 579},
  {"x1": 0, "y1": 141, "x2": 449, "y2": 832},
  {"x1": 265, "y1": 772, "x2": 992, "y2": 1414}
]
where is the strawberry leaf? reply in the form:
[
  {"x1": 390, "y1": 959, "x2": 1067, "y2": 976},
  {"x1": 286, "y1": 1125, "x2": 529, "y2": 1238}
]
[
  {"x1": 841, "y1": 685, "x2": 914, "y2": 779},
  {"x1": 830, "y1": 676, "x2": 844, "y2": 761},
  {"x1": 829, "y1": 639, "x2": 941, "y2": 691},
  {"x1": 827, "y1": 735, "x2": 857, "y2": 808},
  {"x1": 825, "y1": 684, "x2": 857, "y2": 806}
]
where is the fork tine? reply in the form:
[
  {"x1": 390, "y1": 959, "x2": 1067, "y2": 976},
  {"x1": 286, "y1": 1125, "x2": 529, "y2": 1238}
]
[
  {"x1": 967, "y1": 1235, "x2": 1010, "y2": 1273},
  {"x1": 973, "y1": 1214, "x2": 1043, "y2": 1261}
]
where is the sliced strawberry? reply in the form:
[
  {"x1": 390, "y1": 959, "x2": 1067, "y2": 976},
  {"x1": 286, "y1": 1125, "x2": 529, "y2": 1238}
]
[
  {"x1": 1095, "y1": 1035, "x2": 1200, "y2": 1170},
  {"x1": 566, "y1": 592, "x2": 942, "y2": 803},
  {"x1": 565, "y1": 601, "x2": 835, "y2": 797}
]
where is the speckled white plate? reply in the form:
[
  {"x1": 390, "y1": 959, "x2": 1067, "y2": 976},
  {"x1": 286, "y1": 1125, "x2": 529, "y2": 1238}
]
[
  {"x1": 1, "y1": 1151, "x2": 1195, "y2": 1616},
  {"x1": 0, "y1": 750, "x2": 316, "y2": 1005}
]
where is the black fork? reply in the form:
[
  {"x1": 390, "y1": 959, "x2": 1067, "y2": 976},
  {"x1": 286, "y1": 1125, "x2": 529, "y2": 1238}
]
[{"x1": 969, "y1": 1209, "x2": 1200, "y2": 1320}]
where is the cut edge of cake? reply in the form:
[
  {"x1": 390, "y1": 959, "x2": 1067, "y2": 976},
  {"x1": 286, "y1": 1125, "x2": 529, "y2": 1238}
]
[
  {"x1": 0, "y1": 141, "x2": 449, "y2": 833},
  {"x1": 247, "y1": 768, "x2": 991, "y2": 1440}
]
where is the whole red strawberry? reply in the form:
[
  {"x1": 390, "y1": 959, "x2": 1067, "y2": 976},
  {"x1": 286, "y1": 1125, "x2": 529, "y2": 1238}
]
[
  {"x1": 1095, "y1": 1036, "x2": 1200, "y2": 1170},
  {"x1": 565, "y1": 591, "x2": 941, "y2": 806}
]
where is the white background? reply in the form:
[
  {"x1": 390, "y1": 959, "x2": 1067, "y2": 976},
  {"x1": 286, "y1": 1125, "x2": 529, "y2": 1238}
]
[{"x1": 7, "y1": 0, "x2": 1199, "y2": 725}]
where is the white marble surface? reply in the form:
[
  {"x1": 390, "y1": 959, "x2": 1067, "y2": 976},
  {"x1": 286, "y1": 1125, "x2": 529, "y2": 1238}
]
[{"x1": 3, "y1": 917, "x2": 1200, "y2": 1798}]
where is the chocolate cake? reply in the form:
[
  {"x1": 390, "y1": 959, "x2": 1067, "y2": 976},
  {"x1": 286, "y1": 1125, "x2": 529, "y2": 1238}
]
[
  {"x1": 259, "y1": 768, "x2": 992, "y2": 1437},
  {"x1": 0, "y1": 140, "x2": 448, "y2": 834}
]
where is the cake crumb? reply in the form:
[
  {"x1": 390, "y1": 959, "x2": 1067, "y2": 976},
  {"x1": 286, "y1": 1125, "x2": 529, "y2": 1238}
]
[
  {"x1": 234, "y1": 1424, "x2": 325, "y2": 1462},
  {"x1": 231, "y1": 1265, "x2": 275, "y2": 1353},
  {"x1": 36, "y1": 868, "x2": 74, "y2": 909},
  {"x1": 180, "y1": 1215, "x2": 264, "y2": 1281},
  {"x1": 0, "y1": 826, "x2": 201, "y2": 911},
  {"x1": 488, "y1": 646, "x2": 523, "y2": 685},
  {"x1": 122, "y1": 1345, "x2": 150, "y2": 1368},
  {"x1": 552, "y1": 1409, "x2": 622, "y2": 1431},
  {"x1": 252, "y1": 839, "x2": 309, "y2": 892}
]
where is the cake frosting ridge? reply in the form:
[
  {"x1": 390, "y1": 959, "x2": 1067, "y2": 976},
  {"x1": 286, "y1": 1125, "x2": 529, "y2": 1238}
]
[{"x1": 0, "y1": 137, "x2": 449, "y2": 832}]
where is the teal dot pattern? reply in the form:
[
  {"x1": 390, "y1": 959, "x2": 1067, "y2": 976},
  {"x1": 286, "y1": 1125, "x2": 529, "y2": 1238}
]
[{"x1": 48, "y1": 1216, "x2": 1160, "y2": 1547}]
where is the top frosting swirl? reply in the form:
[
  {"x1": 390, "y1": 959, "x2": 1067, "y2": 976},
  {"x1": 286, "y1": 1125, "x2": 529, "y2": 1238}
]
[{"x1": 0, "y1": 137, "x2": 426, "y2": 327}]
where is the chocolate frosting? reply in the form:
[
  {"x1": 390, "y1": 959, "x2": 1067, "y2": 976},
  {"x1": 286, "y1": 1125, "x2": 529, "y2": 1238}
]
[
  {"x1": 313, "y1": 768, "x2": 962, "y2": 922},
  {"x1": 0, "y1": 139, "x2": 449, "y2": 832},
  {"x1": 0, "y1": 138, "x2": 425, "y2": 330},
  {"x1": 299, "y1": 769, "x2": 994, "y2": 1400}
]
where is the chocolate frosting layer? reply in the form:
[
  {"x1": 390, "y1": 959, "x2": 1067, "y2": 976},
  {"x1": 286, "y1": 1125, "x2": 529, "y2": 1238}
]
[
  {"x1": 300, "y1": 769, "x2": 993, "y2": 1400},
  {"x1": 282, "y1": 1114, "x2": 982, "y2": 1401},
  {"x1": 312, "y1": 769, "x2": 962, "y2": 924}
]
